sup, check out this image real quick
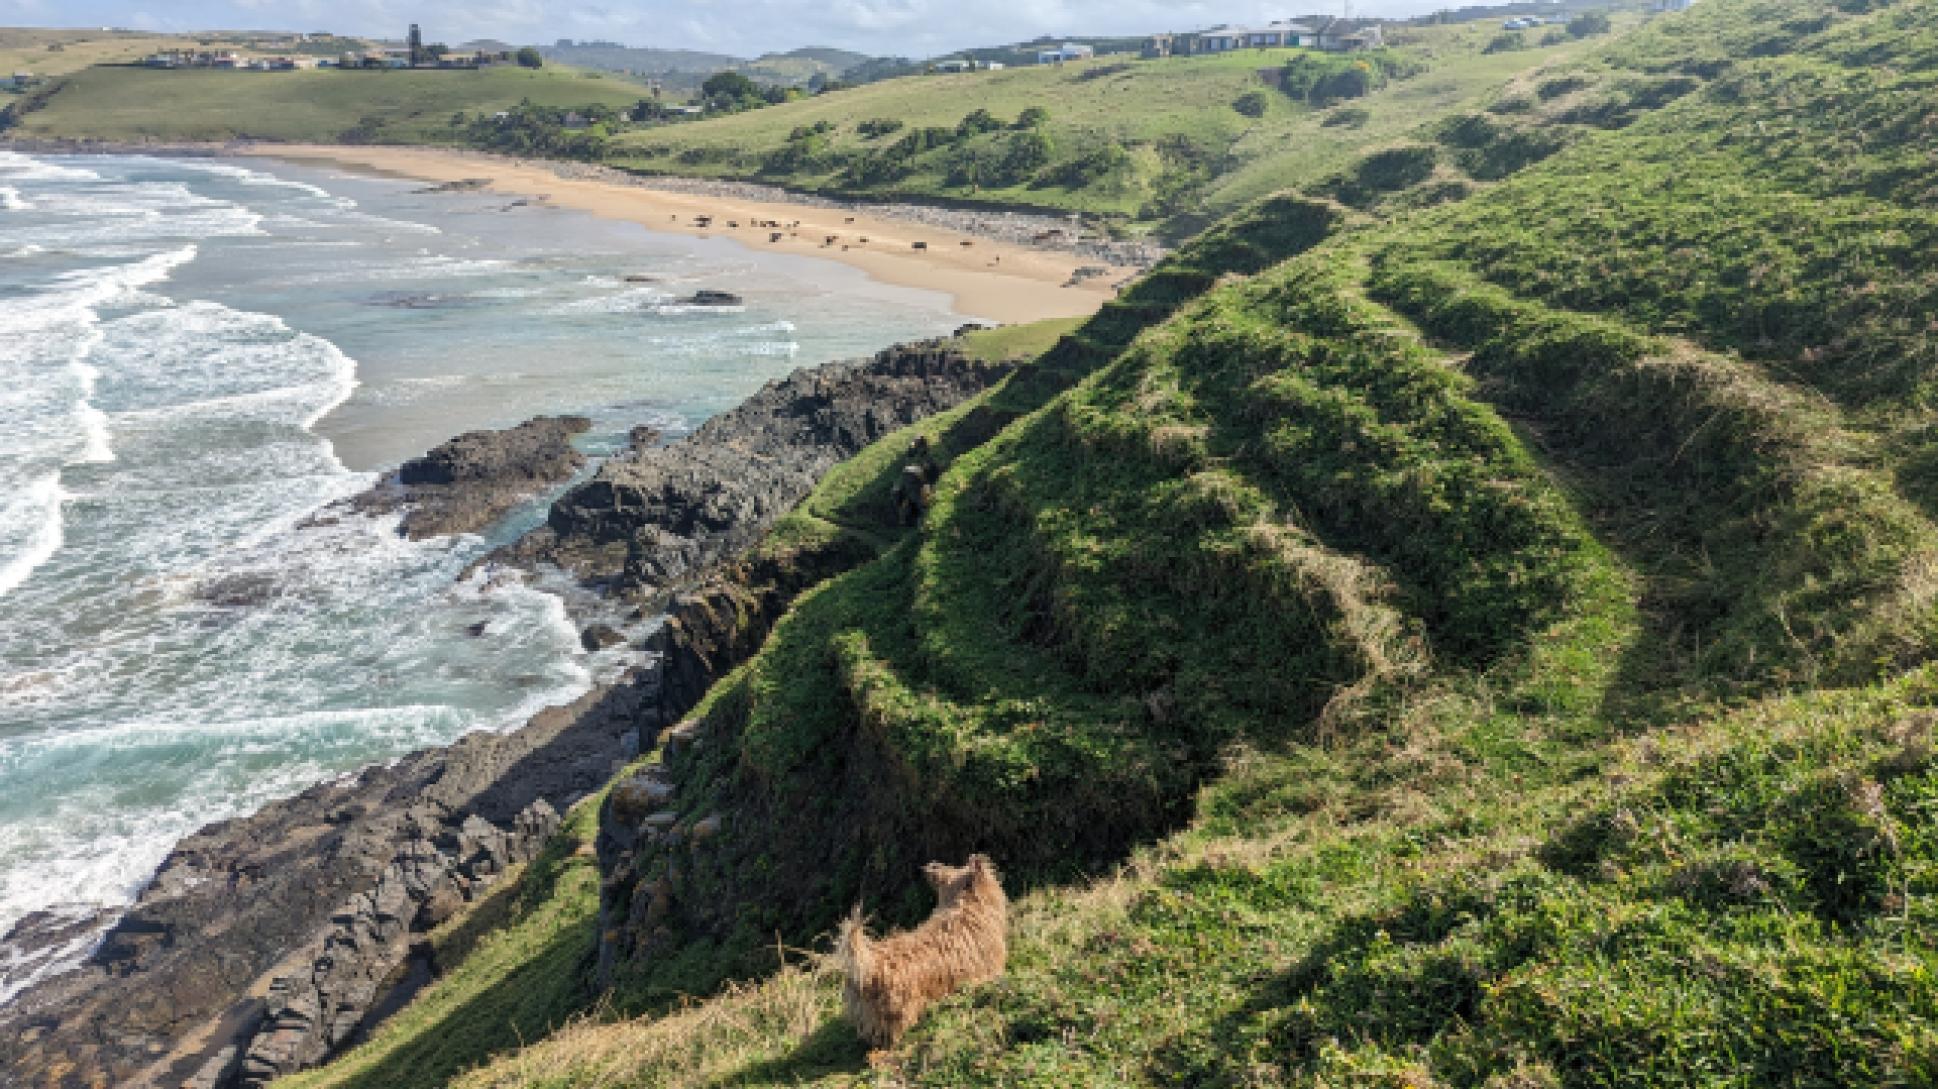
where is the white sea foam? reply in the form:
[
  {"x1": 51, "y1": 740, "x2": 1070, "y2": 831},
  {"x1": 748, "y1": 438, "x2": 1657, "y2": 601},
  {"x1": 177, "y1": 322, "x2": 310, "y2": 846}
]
[
  {"x1": 650, "y1": 302, "x2": 749, "y2": 316},
  {"x1": 547, "y1": 284, "x2": 671, "y2": 315},
  {"x1": 0, "y1": 476, "x2": 66, "y2": 598},
  {"x1": 274, "y1": 254, "x2": 509, "y2": 286},
  {"x1": 167, "y1": 158, "x2": 359, "y2": 208},
  {"x1": 0, "y1": 150, "x2": 100, "y2": 183},
  {"x1": 0, "y1": 186, "x2": 30, "y2": 212},
  {"x1": 72, "y1": 353, "x2": 114, "y2": 466}
]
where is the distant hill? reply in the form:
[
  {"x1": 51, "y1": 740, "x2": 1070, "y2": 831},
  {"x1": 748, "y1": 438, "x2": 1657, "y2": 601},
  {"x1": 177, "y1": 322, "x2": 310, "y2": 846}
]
[
  {"x1": 939, "y1": 33, "x2": 1148, "y2": 67},
  {"x1": 538, "y1": 40, "x2": 883, "y2": 94},
  {"x1": 3, "y1": 63, "x2": 646, "y2": 144},
  {"x1": 539, "y1": 41, "x2": 740, "y2": 78},
  {"x1": 0, "y1": 27, "x2": 375, "y2": 80},
  {"x1": 764, "y1": 46, "x2": 874, "y2": 70}
]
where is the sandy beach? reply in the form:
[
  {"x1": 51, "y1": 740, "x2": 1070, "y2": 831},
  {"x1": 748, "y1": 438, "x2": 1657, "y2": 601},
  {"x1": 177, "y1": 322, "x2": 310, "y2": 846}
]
[{"x1": 243, "y1": 144, "x2": 1133, "y2": 325}]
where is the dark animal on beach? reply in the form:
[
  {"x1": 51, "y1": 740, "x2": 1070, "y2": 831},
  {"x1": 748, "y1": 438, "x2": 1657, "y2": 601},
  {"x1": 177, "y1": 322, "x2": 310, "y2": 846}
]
[{"x1": 834, "y1": 854, "x2": 1008, "y2": 1048}]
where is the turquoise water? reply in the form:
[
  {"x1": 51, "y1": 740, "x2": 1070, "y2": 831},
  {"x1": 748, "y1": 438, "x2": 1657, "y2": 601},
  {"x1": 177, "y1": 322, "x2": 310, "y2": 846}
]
[{"x1": 0, "y1": 150, "x2": 961, "y2": 1000}]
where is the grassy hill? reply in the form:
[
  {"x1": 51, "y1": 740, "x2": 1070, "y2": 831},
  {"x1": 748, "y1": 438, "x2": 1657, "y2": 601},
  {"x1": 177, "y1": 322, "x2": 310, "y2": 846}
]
[
  {"x1": 3, "y1": 63, "x2": 646, "y2": 144},
  {"x1": 0, "y1": 28, "x2": 379, "y2": 83},
  {"x1": 4, "y1": 22, "x2": 1617, "y2": 236},
  {"x1": 537, "y1": 43, "x2": 876, "y2": 94},
  {"x1": 604, "y1": 21, "x2": 1620, "y2": 230},
  {"x1": 267, "y1": 0, "x2": 1938, "y2": 1084}
]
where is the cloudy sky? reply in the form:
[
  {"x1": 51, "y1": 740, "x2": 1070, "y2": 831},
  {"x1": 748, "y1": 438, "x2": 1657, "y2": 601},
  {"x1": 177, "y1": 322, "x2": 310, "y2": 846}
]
[{"x1": 0, "y1": 0, "x2": 1457, "y2": 58}]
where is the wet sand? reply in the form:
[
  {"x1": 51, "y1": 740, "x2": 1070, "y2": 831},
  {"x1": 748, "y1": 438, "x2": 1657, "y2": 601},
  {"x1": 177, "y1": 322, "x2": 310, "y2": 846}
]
[{"x1": 244, "y1": 144, "x2": 1130, "y2": 325}]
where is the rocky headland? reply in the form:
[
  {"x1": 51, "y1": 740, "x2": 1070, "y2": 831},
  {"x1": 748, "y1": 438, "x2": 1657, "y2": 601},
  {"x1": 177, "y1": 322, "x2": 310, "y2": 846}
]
[
  {"x1": 340, "y1": 414, "x2": 592, "y2": 540},
  {"x1": 0, "y1": 337, "x2": 1009, "y2": 1089},
  {"x1": 501, "y1": 338, "x2": 1009, "y2": 602}
]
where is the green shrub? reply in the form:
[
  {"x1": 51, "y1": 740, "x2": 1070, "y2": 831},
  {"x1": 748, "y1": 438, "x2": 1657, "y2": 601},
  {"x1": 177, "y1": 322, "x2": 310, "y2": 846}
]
[
  {"x1": 1233, "y1": 90, "x2": 1270, "y2": 117},
  {"x1": 1567, "y1": 10, "x2": 1613, "y2": 37},
  {"x1": 956, "y1": 107, "x2": 1003, "y2": 138}
]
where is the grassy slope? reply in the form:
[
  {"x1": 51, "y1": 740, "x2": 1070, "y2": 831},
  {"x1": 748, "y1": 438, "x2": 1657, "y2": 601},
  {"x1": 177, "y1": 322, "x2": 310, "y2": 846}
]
[
  {"x1": 605, "y1": 23, "x2": 1611, "y2": 226},
  {"x1": 6, "y1": 64, "x2": 644, "y2": 144},
  {"x1": 304, "y1": 0, "x2": 1938, "y2": 1085},
  {"x1": 0, "y1": 29, "x2": 214, "y2": 79}
]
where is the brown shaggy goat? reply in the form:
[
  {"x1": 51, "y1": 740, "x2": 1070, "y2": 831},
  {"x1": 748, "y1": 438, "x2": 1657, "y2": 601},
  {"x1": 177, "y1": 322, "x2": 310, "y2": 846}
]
[{"x1": 833, "y1": 854, "x2": 1008, "y2": 1047}]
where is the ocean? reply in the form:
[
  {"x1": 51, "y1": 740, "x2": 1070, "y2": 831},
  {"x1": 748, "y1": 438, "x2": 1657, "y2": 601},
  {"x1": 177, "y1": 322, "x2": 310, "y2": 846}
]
[{"x1": 0, "y1": 149, "x2": 961, "y2": 1002}]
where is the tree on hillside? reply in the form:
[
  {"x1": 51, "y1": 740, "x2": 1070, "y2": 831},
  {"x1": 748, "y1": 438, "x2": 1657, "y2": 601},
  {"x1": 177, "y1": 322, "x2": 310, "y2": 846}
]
[
  {"x1": 516, "y1": 46, "x2": 544, "y2": 68},
  {"x1": 702, "y1": 70, "x2": 759, "y2": 101},
  {"x1": 956, "y1": 108, "x2": 1003, "y2": 139}
]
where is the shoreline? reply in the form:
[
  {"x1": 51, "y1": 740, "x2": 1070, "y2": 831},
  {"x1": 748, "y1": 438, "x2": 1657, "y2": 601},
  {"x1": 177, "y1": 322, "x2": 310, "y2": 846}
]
[
  {"x1": 241, "y1": 143, "x2": 1139, "y2": 325},
  {"x1": 0, "y1": 337, "x2": 1015, "y2": 1087}
]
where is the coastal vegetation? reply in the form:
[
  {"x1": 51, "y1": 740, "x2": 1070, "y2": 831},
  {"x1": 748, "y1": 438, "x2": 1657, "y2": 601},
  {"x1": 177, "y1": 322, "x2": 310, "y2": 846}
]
[
  {"x1": 2, "y1": 63, "x2": 644, "y2": 144},
  {"x1": 6, "y1": 20, "x2": 1612, "y2": 237},
  {"x1": 604, "y1": 21, "x2": 1612, "y2": 230},
  {"x1": 272, "y1": 0, "x2": 1938, "y2": 1084}
]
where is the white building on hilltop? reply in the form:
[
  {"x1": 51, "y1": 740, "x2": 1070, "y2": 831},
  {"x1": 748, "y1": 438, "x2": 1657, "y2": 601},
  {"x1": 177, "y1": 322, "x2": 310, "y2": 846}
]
[{"x1": 1037, "y1": 43, "x2": 1096, "y2": 64}]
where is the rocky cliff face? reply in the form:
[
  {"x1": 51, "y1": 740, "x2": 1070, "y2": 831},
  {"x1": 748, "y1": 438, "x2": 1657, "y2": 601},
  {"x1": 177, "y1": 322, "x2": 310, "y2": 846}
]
[
  {"x1": 0, "y1": 678, "x2": 653, "y2": 1089},
  {"x1": 504, "y1": 342, "x2": 1009, "y2": 599},
  {"x1": 345, "y1": 415, "x2": 592, "y2": 540}
]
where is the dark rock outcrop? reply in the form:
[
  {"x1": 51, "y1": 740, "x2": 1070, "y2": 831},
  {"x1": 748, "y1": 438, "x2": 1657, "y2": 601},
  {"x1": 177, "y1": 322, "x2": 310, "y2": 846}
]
[
  {"x1": 233, "y1": 802, "x2": 559, "y2": 1087},
  {"x1": 0, "y1": 678, "x2": 654, "y2": 1089},
  {"x1": 503, "y1": 341, "x2": 1008, "y2": 601},
  {"x1": 346, "y1": 415, "x2": 592, "y2": 540}
]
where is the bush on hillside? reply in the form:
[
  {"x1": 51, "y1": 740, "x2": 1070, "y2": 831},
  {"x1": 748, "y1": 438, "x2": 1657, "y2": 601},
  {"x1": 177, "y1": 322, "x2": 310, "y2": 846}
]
[
  {"x1": 1032, "y1": 141, "x2": 1133, "y2": 191},
  {"x1": 1568, "y1": 10, "x2": 1613, "y2": 36},
  {"x1": 1279, "y1": 51, "x2": 1420, "y2": 106},
  {"x1": 956, "y1": 108, "x2": 1004, "y2": 138},
  {"x1": 1233, "y1": 90, "x2": 1271, "y2": 117},
  {"x1": 1001, "y1": 128, "x2": 1055, "y2": 181},
  {"x1": 515, "y1": 46, "x2": 542, "y2": 68}
]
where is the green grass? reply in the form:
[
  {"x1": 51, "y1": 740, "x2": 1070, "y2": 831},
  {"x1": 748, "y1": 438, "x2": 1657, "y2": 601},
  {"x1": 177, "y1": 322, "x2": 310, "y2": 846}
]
[
  {"x1": 603, "y1": 22, "x2": 1614, "y2": 230},
  {"x1": 956, "y1": 317, "x2": 1086, "y2": 364},
  {"x1": 294, "y1": 0, "x2": 1938, "y2": 1084},
  {"x1": 0, "y1": 28, "x2": 214, "y2": 79},
  {"x1": 7, "y1": 64, "x2": 645, "y2": 144}
]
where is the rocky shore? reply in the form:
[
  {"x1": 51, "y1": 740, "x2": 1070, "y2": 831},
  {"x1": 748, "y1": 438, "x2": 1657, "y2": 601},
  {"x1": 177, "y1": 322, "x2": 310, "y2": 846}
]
[
  {"x1": 0, "y1": 679, "x2": 646, "y2": 1089},
  {"x1": 501, "y1": 337, "x2": 1010, "y2": 601},
  {"x1": 338, "y1": 414, "x2": 592, "y2": 540},
  {"x1": 0, "y1": 336, "x2": 1009, "y2": 1089}
]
